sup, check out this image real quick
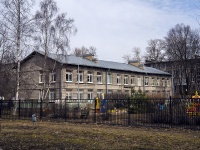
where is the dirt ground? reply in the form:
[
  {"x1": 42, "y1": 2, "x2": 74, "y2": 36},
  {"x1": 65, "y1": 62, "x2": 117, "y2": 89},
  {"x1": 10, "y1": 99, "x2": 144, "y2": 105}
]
[{"x1": 0, "y1": 119, "x2": 200, "y2": 150}]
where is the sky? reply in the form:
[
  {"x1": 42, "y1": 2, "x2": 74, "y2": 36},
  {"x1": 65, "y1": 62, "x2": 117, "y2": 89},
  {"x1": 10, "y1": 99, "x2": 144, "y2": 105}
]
[{"x1": 36, "y1": 0, "x2": 200, "y2": 62}]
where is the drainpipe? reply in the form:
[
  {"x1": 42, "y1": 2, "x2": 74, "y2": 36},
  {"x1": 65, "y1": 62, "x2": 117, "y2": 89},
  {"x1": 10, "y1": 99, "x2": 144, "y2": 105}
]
[
  {"x1": 143, "y1": 73, "x2": 146, "y2": 92},
  {"x1": 106, "y1": 71, "x2": 108, "y2": 96},
  {"x1": 172, "y1": 68, "x2": 174, "y2": 97},
  {"x1": 78, "y1": 62, "x2": 80, "y2": 108},
  {"x1": 106, "y1": 69, "x2": 110, "y2": 96},
  {"x1": 60, "y1": 64, "x2": 63, "y2": 105}
]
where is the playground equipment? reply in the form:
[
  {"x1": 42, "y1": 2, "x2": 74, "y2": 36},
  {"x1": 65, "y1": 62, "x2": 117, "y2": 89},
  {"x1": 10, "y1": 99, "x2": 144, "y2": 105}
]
[{"x1": 186, "y1": 91, "x2": 200, "y2": 116}]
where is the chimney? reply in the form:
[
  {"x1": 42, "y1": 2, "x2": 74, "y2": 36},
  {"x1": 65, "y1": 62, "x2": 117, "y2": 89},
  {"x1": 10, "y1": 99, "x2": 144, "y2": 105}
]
[
  {"x1": 128, "y1": 60, "x2": 140, "y2": 67},
  {"x1": 83, "y1": 54, "x2": 94, "y2": 61},
  {"x1": 128, "y1": 60, "x2": 145, "y2": 70},
  {"x1": 83, "y1": 54, "x2": 98, "y2": 63},
  {"x1": 138, "y1": 64, "x2": 145, "y2": 70},
  {"x1": 92, "y1": 58, "x2": 98, "y2": 63}
]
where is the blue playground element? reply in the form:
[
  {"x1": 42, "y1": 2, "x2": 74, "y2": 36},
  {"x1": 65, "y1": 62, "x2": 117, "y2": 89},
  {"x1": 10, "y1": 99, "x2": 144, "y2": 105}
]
[{"x1": 101, "y1": 99, "x2": 107, "y2": 113}]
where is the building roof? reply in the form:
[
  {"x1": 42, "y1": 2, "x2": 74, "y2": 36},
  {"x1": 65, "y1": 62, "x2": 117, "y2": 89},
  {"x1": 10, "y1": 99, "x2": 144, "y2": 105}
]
[{"x1": 27, "y1": 50, "x2": 171, "y2": 76}]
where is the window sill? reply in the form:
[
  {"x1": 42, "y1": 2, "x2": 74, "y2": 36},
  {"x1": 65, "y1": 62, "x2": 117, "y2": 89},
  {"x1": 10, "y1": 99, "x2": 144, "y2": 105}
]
[{"x1": 76, "y1": 82, "x2": 84, "y2": 83}]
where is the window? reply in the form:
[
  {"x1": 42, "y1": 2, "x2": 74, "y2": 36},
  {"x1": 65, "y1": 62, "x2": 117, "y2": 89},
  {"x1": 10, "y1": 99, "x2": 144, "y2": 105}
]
[
  {"x1": 50, "y1": 72, "x2": 56, "y2": 82},
  {"x1": 77, "y1": 90, "x2": 83, "y2": 100},
  {"x1": 87, "y1": 71, "x2": 93, "y2": 83},
  {"x1": 152, "y1": 78, "x2": 155, "y2": 86},
  {"x1": 117, "y1": 74, "x2": 121, "y2": 85},
  {"x1": 145, "y1": 91, "x2": 149, "y2": 96},
  {"x1": 77, "y1": 71, "x2": 83, "y2": 83},
  {"x1": 145, "y1": 77, "x2": 149, "y2": 86},
  {"x1": 97, "y1": 72, "x2": 102, "y2": 84},
  {"x1": 125, "y1": 90, "x2": 129, "y2": 96},
  {"x1": 97, "y1": 90, "x2": 103, "y2": 98},
  {"x1": 157, "y1": 78, "x2": 160, "y2": 86},
  {"x1": 152, "y1": 91, "x2": 156, "y2": 96},
  {"x1": 155, "y1": 79, "x2": 158, "y2": 86},
  {"x1": 124, "y1": 75, "x2": 128, "y2": 85},
  {"x1": 38, "y1": 90, "x2": 42, "y2": 102},
  {"x1": 138, "y1": 77, "x2": 141, "y2": 86},
  {"x1": 107, "y1": 73, "x2": 112, "y2": 84},
  {"x1": 88, "y1": 90, "x2": 93, "y2": 103},
  {"x1": 66, "y1": 91, "x2": 72, "y2": 101},
  {"x1": 108, "y1": 90, "x2": 112, "y2": 95},
  {"x1": 131, "y1": 76, "x2": 135, "y2": 85},
  {"x1": 66, "y1": 71, "x2": 72, "y2": 82},
  {"x1": 162, "y1": 79, "x2": 165, "y2": 87},
  {"x1": 166, "y1": 91, "x2": 170, "y2": 97},
  {"x1": 167, "y1": 79, "x2": 170, "y2": 87},
  {"x1": 191, "y1": 76, "x2": 195, "y2": 82},
  {"x1": 49, "y1": 91, "x2": 55, "y2": 102},
  {"x1": 39, "y1": 72, "x2": 43, "y2": 83}
]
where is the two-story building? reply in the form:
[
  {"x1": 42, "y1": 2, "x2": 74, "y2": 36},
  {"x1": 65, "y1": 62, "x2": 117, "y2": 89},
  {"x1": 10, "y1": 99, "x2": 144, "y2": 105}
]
[{"x1": 19, "y1": 50, "x2": 172, "y2": 101}]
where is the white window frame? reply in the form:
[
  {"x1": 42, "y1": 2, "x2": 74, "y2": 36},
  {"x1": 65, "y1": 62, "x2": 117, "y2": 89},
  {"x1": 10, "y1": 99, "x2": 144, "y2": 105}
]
[
  {"x1": 50, "y1": 72, "x2": 56, "y2": 82},
  {"x1": 131, "y1": 76, "x2": 135, "y2": 85},
  {"x1": 77, "y1": 90, "x2": 83, "y2": 100},
  {"x1": 87, "y1": 71, "x2": 93, "y2": 83},
  {"x1": 162, "y1": 79, "x2": 165, "y2": 87},
  {"x1": 66, "y1": 71, "x2": 73, "y2": 82},
  {"x1": 167, "y1": 79, "x2": 170, "y2": 87},
  {"x1": 157, "y1": 78, "x2": 160, "y2": 86},
  {"x1": 152, "y1": 91, "x2": 156, "y2": 96},
  {"x1": 87, "y1": 90, "x2": 93, "y2": 103},
  {"x1": 39, "y1": 72, "x2": 43, "y2": 83},
  {"x1": 38, "y1": 89, "x2": 42, "y2": 102},
  {"x1": 138, "y1": 77, "x2": 141, "y2": 86},
  {"x1": 66, "y1": 91, "x2": 72, "y2": 100},
  {"x1": 97, "y1": 90, "x2": 102, "y2": 98},
  {"x1": 77, "y1": 71, "x2": 83, "y2": 83},
  {"x1": 117, "y1": 75, "x2": 121, "y2": 85},
  {"x1": 97, "y1": 72, "x2": 102, "y2": 84},
  {"x1": 145, "y1": 77, "x2": 149, "y2": 86},
  {"x1": 124, "y1": 75, "x2": 128, "y2": 85},
  {"x1": 152, "y1": 78, "x2": 155, "y2": 86},
  {"x1": 49, "y1": 91, "x2": 55, "y2": 102},
  {"x1": 107, "y1": 73, "x2": 112, "y2": 84},
  {"x1": 108, "y1": 90, "x2": 112, "y2": 95},
  {"x1": 155, "y1": 79, "x2": 158, "y2": 86}
]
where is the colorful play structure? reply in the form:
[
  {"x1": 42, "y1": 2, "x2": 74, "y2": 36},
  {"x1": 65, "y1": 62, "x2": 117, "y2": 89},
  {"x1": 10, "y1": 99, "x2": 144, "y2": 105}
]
[{"x1": 186, "y1": 91, "x2": 200, "y2": 116}]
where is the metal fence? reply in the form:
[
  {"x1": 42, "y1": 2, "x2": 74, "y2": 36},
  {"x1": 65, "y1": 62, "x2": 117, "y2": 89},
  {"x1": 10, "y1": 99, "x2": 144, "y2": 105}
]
[{"x1": 0, "y1": 97, "x2": 200, "y2": 129}]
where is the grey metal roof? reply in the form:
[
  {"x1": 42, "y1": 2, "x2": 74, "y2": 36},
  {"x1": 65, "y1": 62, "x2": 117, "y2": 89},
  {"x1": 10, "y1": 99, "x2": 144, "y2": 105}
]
[{"x1": 34, "y1": 50, "x2": 170, "y2": 76}]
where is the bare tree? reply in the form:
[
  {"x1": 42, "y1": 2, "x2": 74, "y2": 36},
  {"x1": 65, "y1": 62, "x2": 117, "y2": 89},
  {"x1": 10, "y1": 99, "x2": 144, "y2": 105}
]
[
  {"x1": 0, "y1": 25, "x2": 16, "y2": 99},
  {"x1": 145, "y1": 39, "x2": 166, "y2": 62},
  {"x1": 123, "y1": 47, "x2": 143, "y2": 63},
  {"x1": 34, "y1": 0, "x2": 76, "y2": 100},
  {"x1": 165, "y1": 23, "x2": 200, "y2": 96},
  {"x1": 0, "y1": 0, "x2": 35, "y2": 100}
]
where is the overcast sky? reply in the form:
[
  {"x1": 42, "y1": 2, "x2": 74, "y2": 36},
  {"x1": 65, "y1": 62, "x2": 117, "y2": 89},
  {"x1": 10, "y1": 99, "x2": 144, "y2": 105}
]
[{"x1": 36, "y1": 0, "x2": 200, "y2": 62}]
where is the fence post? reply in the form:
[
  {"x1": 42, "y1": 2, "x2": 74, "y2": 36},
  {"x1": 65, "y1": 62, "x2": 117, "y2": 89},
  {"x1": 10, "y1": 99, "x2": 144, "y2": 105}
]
[
  {"x1": 169, "y1": 96, "x2": 173, "y2": 127},
  {"x1": 0, "y1": 99, "x2": 2, "y2": 118},
  {"x1": 65, "y1": 98, "x2": 67, "y2": 122},
  {"x1": 94, "y1": 98, "x2": 96, "y2": 123},
  {"x1": 128, "y1": 97, "x2": 131, "y2": 126},
  {"x1": 40, "y1": 98, "x2": 43, "y2": 120},
  {"x1": 18, "y1": 99, "x2": 21, "y2": 119}
]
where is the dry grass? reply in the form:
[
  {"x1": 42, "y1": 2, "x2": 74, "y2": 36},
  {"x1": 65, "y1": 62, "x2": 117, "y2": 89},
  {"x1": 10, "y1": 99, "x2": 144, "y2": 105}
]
[{"x1": 0, "y1": 120, "x2": 200, "y2": 150}]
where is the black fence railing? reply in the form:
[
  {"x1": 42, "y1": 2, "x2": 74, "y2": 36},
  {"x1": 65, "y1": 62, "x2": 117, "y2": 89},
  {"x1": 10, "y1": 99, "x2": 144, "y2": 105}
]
[{"x1": 0, "y1": 97, "x2": 200, "y2": 129}]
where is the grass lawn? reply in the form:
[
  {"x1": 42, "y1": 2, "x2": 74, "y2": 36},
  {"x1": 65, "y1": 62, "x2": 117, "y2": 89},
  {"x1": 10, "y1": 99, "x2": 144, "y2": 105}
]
[{"x1": 0, "y1": 119, "x2": 200, "y2": 150}]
